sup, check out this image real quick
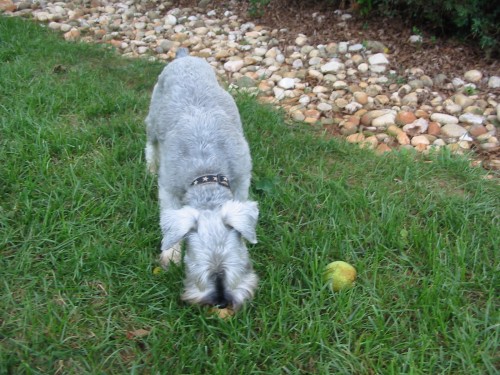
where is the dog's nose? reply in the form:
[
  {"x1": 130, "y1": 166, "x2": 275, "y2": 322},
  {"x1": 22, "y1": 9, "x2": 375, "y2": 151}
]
[
  {"x1": 212, "y1": 272, "x2": 231, "y2": 309},
  {"x1": 216, "y1": 301, "x2": 228, "y2": 309}
]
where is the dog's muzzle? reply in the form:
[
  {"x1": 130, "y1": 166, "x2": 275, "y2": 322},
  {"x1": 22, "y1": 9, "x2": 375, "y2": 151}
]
[
  {"x1": 200, "y1": 272, "x2": 232, "y2": 308},
  {"x1": 191, "y1": 174, "x2": 230, "y2": 189}
]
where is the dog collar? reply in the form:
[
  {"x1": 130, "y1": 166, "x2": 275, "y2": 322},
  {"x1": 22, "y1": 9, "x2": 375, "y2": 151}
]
[{"x1": 191, "y1": 174, "x2": 230, "y2": 189}]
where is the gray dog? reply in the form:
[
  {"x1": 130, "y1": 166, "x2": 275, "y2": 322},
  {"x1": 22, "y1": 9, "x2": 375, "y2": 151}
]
[{"x1": 145, "y1": 49, "x2": 259, "y2": 310}]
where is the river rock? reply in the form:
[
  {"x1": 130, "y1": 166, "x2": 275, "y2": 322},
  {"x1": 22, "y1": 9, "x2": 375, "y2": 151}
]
[
  {"x1": 375, "y1": 143, "x2": 392, "y2": 154},
  {"x1": 445, "y1": 102, "x2": 462, "y2": 115},
  {"x1": 402, "y1": 92, "x2": 418, "y2": 107},
  {"x1": 403, "y1": 118, "x2": 429, "y2": 135},
  {"x1": 317, "y1": 102, "x2": 332, "y2": 112},
  {"x1": 488, "y1": 76, "x2": 500, "y2": 89},
  {"x1": 459, "y1": 113, "x2": 484, "y2": 125},
  {"x1": 464, "y1": 70, "x2": 482, "y2": 83},
  {"x1": 396, "y1": 111, "x2": 417, "y2": 125},
  {"x1": 346, "y1": 133, "x2": 365, "y2": 143},
  {"x1": 411, "y1": 135, "x2": 430, "y2": 146},
  {"x1": 320, "y1": 60, "x2": 344, "y2": 73},
  {"x1": 441, "y1": 124, "x2": 468, "y2": 138},
  {"x1": 372, "y1": 111, "x2": 397, "y2": 128},
  {"x1": 430, "y1": 113, "x2": 459, "y2": 125},
  {"x1": 368, "y1": 53, "x2": 389, "y2": 65},
  {"x1": 469, "y1": 124, "x2": 487, "y2": 137},
  {"x1": 165, "y1": 14, "x2": 177, "y2": 26},
  {"x1": 427, "y1": 122, "x2": 441, "y2": 136},
  {"x1": 0, "y1": 0, "x2": 16, "y2": 11},
  {"x1": 353, "y1": 91, "x2": 368, "y2": 105},
  {"x1": 278, "y1": 77, "x2": 296, "y2": 89},
  {"x1": 396, "y1": 132, "x2": 411, "y2": 145},
  {"x1": 361, "y1": 109, "x2": 393, "y2": 126},
  {"x1": 224, "y1": 59, "x2": 244, "y2": 72},
  {"x1": 454, "y1": 94, "x2": 474, "y2": 108}
]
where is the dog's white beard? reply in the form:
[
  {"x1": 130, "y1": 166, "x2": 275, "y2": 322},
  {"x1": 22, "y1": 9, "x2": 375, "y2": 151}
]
[{"x1": 181, "y1": 234, "x2": 258, "y2": 310}]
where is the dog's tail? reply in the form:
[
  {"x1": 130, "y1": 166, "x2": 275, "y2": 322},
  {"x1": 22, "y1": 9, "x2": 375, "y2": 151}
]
[{"x1": 176, "y1": 48, "x2": 189, "y2": 59}]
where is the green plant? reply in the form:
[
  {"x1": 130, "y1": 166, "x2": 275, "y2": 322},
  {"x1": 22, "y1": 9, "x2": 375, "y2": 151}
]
[
  {"x1": 374, "y1": 0, "x2": 499, "y2": 56},
  {"x1": 463, "y1": 85, "x2": 478, "y2": 96},
  {"x1": 356, "y1": 0, "x2": 373, "y2": 16},
  {"x1": 248, "y1": 0, "x2": 270, "y2": 18},
  {"x1": 412, "y1": 25, "x2": 422, "y2": 36},
  {"x1": 397, "y1": 76, "x2": 407, "y2": 84},
  {"x1": 388, "y1": 72, "x2": 407, "y2": 85}
]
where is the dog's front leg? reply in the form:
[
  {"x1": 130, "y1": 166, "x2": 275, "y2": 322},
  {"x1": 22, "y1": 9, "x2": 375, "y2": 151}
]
[
  {"x1": 158, "y1": 188, "x2": 183, "y2": 269},
  {"x1": 159, "y1": 242, "x2": 182, "y2": 269},
  {"x1": 145, "y1": 140, "x2": 159, "y2": 174},
  {"x1": 231, "y1": 175, "x2": 251, "y2": 201}
]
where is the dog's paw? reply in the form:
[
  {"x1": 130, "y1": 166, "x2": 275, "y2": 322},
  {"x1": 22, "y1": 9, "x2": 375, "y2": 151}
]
[
  {"x1": 159, "y1": 245, "x2": 182, "y2": 269},
  {"x1": 145, "y1": 143, "x2": 158, "y2": 174},
  {"x1": 146, "y1": 161, "x2": 158, "y2": 175}
]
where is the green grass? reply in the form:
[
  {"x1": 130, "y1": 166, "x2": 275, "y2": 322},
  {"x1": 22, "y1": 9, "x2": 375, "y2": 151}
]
[{"x1": 1, "y1": 16, "x2": 499, "y2": 374}]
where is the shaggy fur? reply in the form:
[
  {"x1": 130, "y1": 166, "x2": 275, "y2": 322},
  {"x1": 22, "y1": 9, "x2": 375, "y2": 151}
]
[{"x1": 145, "y1": 49, "x2": 259, "y2": 310}]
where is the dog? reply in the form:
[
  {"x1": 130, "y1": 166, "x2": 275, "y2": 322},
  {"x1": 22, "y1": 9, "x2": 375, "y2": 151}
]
[{"x1": 145, "y1": 48, "x2": 259, "y2": 310}]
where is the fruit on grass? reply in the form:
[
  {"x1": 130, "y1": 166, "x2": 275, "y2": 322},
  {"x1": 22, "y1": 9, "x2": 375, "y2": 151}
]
[
  {"x1": 323, "y1": 261, "x2": 357, "y2": 291},
  {"x1": 208, "y1": 307, "x2": 235, "y2": 319}
]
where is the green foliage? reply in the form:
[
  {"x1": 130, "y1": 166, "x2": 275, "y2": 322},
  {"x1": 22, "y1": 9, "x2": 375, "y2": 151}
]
[
  {"x1": 387, "y1": 72, "x2": 407, "y2": 85},
  {"x1": 412, "y1": 25, "x2": 422, "y2": 36},
  {"x1": 356, "y1": 0, "x2": 373, "y2": 16},
  {"x1": 248, "y1": 0, "x2": 270, "y2": 18},
  {"x1": 463, "y1": 85, "x2": 478, "y2": 96},
  {"x1": 244, "y1": 0, "x2": 499, "y2": 54},
  {"x1": 373, "y1": 0, "x2": 499, "y2": 55}
]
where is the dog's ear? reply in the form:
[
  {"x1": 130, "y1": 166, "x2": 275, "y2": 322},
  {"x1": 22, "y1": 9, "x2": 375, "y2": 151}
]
[
  {"x1": 160, "y1": 206, "x2": 199, "y2": 250},
  {"x1": 221, "y1": 200, "x2": 259, "y2": 244}
]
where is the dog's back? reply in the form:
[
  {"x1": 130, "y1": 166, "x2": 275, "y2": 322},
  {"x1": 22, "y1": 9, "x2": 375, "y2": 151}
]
[
  {"x1": 145, "y1": 49, "x2": 252, "y2": 199},
  {"x1": 147, "y1": 52, "x2": 242, "y2": 137}
]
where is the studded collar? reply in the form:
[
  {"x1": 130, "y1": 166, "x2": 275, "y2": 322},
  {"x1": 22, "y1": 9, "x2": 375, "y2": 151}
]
[{"x1": 191, "y1": 174, "x2": 230, "y2": 189}]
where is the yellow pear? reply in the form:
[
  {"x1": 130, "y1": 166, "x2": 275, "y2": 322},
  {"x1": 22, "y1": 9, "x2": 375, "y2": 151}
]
[
  {"x1": 323, "y1": 261, "x2": 357, "y2": 291},
  {"x1": 208, "y1": 307, "x2": 235, "y2": 319}
]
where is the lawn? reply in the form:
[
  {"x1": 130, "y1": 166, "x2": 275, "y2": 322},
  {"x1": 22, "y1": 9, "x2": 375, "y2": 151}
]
[{"x1": 1, "y1": 16, "x2": 499, "y2": 374}]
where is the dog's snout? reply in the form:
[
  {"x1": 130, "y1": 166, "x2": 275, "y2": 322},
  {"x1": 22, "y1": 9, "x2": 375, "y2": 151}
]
[
  {"x1": 212, "y1": 272, "x2": 232, "y2": 309},
  {"x1": 202, "y1": 292, "x2": 232, "y2": 309},
  {"x1": 215, "y1": 301, "x2": 228, "y2": 309}
]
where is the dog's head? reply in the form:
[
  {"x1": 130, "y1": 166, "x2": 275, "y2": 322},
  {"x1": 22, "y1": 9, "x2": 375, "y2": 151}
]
[{"x1": 160, "y1": 200, "x2": 259, "y2": 310}]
